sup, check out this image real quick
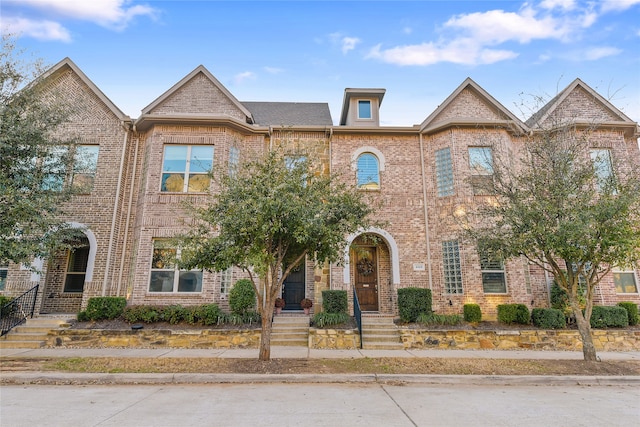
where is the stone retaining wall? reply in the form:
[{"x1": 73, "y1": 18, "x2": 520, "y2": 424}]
[
  {"x1": 46, "y1": 328, "x2": 639, "y2": 351},
  {"x1": 399, "y1": 328, "x2": 640, "y2": 351}
]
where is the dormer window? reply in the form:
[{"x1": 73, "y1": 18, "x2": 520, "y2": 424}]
[{"x1": 358, "y1": 100, "x2": 372, "y2": 119}]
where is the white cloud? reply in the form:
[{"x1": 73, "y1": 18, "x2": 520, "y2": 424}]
[
  {"x1": 540, "y1": 0, "x2": 576, "y2": 11},
  {"x1": 1, "y1": 16, "x2": 71, "y2": 42},
  {"x1": 367, "y1": 39, "x2": 518, "y2": 66},
  {"x1": 9, "y1": 0, "x2": 158, "y2": 31},
  {"x1": 600, "y1": 0, "x2": 640, "y2": 12},
  {"x1": 583, "y1": 46, "x2": 622, "y2": 60},
  {"x1": 329, "y1": 32, "x2": 361, "y2": 54},
  {"x1": 234, "y1": 71, "x2": 256, "y2": 84}
]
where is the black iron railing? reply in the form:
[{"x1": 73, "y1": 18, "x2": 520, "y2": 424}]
[
  {"x1": 353, "y1": 288, "x2": 363, "y2": 349},
  {"x1": 0, "y1": 284, "x2": 39, "y2": 337}
]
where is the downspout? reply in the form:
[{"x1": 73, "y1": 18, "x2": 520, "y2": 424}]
[
  {"x1": 102, "y1": 121, "x2": 130, "y2": 296},
  {"x1": 116, "y1": 130, "x2": 140, "y2": 297},
  {"x1": 419, "y1": 133, "x2": 433, "y2": 291}
]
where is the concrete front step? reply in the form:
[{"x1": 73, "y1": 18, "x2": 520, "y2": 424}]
[
  {"x1": 1, "y1": 316, "x2": 70, "y2": 349},
  {"x1": 271, "y1": 315, "x2": 309, "y2": 346},
  {"x1": 0, "y1": 340, "x2": 45, "y2": 349},
  {"x1": 360, "y1": 315, "x2": 402, "y2": 349}
]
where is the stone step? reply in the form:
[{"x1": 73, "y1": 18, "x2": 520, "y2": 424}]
[
  {"x1": 362, "y1": 334, "x2": 402, "y2": 343},
  {"x1": 361, "y1": 342, "x2": 404, "y2": 350},
  {"x1": 362, "y1": 329, "x2": 399, "y2": 337},
  {"x1": 271, "y1": 331, "x2": 308, "y2": 340},
  {"x1": 270, "y1": 338, "x2": 308, "y2": 347},
  {"x1": 0, "y1": 340, "x2": 45, "y2": 349}
]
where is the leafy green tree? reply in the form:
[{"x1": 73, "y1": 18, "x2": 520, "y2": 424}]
[
  {"x1": 467, "y1": 121, "x2": 640, "y2": 361},
  {"x1": 0, "y1": 34, "x2": 82, "y2": 265},
  {"x1": 179, "y1": 148, "x2": 375, "y2": 360}
]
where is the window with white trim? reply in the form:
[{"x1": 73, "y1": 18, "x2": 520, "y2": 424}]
[
  {"x1": 468, "y1": 147, "x2": 493, "y2": 195},
  {"x1": 358, "y1": 100, "x2": 372, "y2": 119},
  {"x1": 443, "y1": 240, "x2": 463, "y2": 294},
  {"x1": 0, "y1": 262, "x2": 8, "y2": 291},
  {"x1": 478, "y1": 246, "x2": 506, "y2": 293},
  {"x1": 435, "y1": 147, "x2": 454, "y2": 197},
  {"x1": 356, "y1": 153, "x2": 380, "y2": 190},
  {"x1": 149, "y1": 240, "x2": 203, "y2": 293},
  {"x1": 614, "y1": 268, "x2": 638, "y2": 294},
  {"x1": 590, "y1": 149, "x2": 614, "y2": 192},
  {"x1": 72, "y1": 145, "x2": 100, "y2": 192},
  {"x1": 220, "y1": 267, "x2": 233, "y2": 295},
  {"x1": 161, "y1": 145, "x2": 214, "y2": 192}
]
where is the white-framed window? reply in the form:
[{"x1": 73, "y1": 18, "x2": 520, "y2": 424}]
[
  {"x1": 63, "y1": 242, "x2": 90, "y2": 293},
  {"x1": 443, "y1": 240, "x2": 463, "y2": 294},
  {"x1": 220, "y1": 267, "x2": 233, "y2": 295},
  {"x1": 468, "y1": 147, "x2": 493, "y2": 195},
  {"x1": 358, "y1": 100, "x2": 372, "y2": 119},
  {"x1": 149, "y1": 240, "x2": 203, "y2": 293},
  {"x1": 0, "y1": 262, "x2": 8, "y2": 291},
  {"x1": 356, "y1": 153, "x2": 380, "y2": 190},
  {"x1": 72, "y1": 145, "x2": 100, "y2": 192},
  {"x1": 229, "y1": 146, "x2": 240, "y2": 176},
  {"x1": 161, "y1": 145, "x2": 214, "y2": 192},
  {"x1": 613, "y1": 268, "x2": 638, "y2": 294},
  {"x1": 435, "y1": 147, "x2": 454, "y2": 197},
  {"x1": 478, "y1": 246, "x2": 506, "y2": 293},
  {"x1": 590, "y1": 149, "x2": 614, "y2": 192}
]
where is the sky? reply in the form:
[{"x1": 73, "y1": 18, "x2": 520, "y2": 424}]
[{"x1": 2, "y1": 0, "x2": 640, "y2": 126}]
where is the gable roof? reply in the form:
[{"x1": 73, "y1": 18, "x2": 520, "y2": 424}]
[
  {"x1": 39, "y1": 57, "x2": 129, "y2": 121},
  {"x1": 243, "y1": 101, "x2": 333, "y2": 126},
  {"x1": 420, "y1": 78, "x2": 527, "y2": 134},
  {"x1": 525, "y1": 78, "x2": 636, "y2": 129},
  {"x1": 140, "y1": 65, "x2": 253, "y2": 121}
]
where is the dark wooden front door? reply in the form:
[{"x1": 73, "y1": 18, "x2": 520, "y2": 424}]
[
  {"x1": 282, "y1": 264, "x2": 305, "y2": 310},
  {"x1": 354, "y1": 247, "x2": 378, "y2": 311}
]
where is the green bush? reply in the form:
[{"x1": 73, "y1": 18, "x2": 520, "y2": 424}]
[
  {"x1": 463, "y1": 304, "x2": 482, "y2": 323},
  {"x1": 229, "y1": 279, "x2": 256, "y2": 316},
  {"x1": 192, "y1": 304, "x2": 223, "y2": 325},
  {"x1": 397, "y1": 288, "x2": 432, "y2": 322},
  {"x1": 84, "y1": 297, "x2": 127, "y2": 321},
  {"x1": 617, "y1": 302, "x2": 638, "y2": 326},
  {"x1": 122, "y1": 305, "x2": 162, "y2": 323},
  {"x1": 322, "y1": 290, "x2": 348, "y2": 314},
  {"x1": 416, "y1": 312, "x2": 462, "y2": 326},
  {"x1": 76, "y1": 311, "x2": 90, "y2": 322},
  {"x1": 0, "y1": 296, "x2": 13, "y2": 308},
  {"x1": 531, "y1": 308, "x2": 566, "y2": 329},
  {"x1": 163, "y1": 304, "x2": 188, "y2": 324},
  {"x1": 312, "y1": 312, "x2": 350, "y2": 328},
  {"x1": 590, "y1": 306, "x2": 629, "y2": 328},
  {"x1": 497, "y1": 304, "x2": 530, "y2": 325}
]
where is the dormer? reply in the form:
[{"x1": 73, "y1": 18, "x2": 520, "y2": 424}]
[{"x1": 339, "y1": 88, "x2": 385, "y2": 127}]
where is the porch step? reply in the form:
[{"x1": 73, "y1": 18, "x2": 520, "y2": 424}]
[
  {"x1": 360, "y1": 315, "x2": 403, "y2": 350},
  {"x1": 0, "y1": 316, "x2": 71, "y2": 349},
  {"x1": 270, "y1": 315, "x2": 310, "y2": 347}
]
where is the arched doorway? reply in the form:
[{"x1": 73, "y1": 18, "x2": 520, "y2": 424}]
[{"x1": 349, "y1": 233, "x2": 395, "y2": 313}]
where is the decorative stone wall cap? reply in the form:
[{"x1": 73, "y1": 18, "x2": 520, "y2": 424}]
[{"x1": 495, "y1": 330, "x2": 521, "y2": 335}]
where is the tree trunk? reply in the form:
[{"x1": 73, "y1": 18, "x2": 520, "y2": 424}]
[
  {"x1": 572, "y1": 305, "x2": 597, "y2": 362},
  {"x1": 258, "y1": 306, "x2": 274, "y2": 361}
]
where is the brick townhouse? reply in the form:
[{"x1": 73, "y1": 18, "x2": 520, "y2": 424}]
[{"x1": 1, "y1": 58, "x2": 639, "y2": 319}]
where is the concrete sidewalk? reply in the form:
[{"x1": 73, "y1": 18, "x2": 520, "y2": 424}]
[{"x1": 2, "y1": 346, "x2": 640, "y2": 360}]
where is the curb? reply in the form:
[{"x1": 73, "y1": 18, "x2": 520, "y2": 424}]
[{"x1": 2, "y1": 372, "x2": 640, "y2": 386}]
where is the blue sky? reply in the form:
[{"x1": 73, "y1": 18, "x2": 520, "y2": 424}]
[{"x1": 3, "y1": 0, "x2": 640, "y2": 126}]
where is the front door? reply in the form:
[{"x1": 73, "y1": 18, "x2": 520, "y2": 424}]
[
  {"x1": 354, "y1": 247, "x2": 379, "y2": 311},
  {"x1": 282, "y1": 264, "x2": 305, "y2": 310}
]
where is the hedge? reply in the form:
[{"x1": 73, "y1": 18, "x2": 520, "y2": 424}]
[
  {"x1": 463, "y1": 304, "x2": 482, "y2": 323},
  {"x1": 322, "y1": 290, "x2": 348, "y2": 314},
  {"x1": 590, "y1": 306, "x2": 629, "y2": 328},
  {"x1": 617, "y1": 302, "x2": 638, "y2": 326},
  {"x1": 497, "y1": 304, "x2": 530, "y2": 325},
  {"x1": 397, "y1": 288, "x2": 432, "y2": 322},
  {"x1": 531, "y1": 308, "x2": 566, "y2": 329},
  {"x1": 81, "y1": 297, "x2": 127, "y2": 321}
]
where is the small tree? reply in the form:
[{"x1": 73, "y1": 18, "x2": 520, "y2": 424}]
[
  {"x1": 179, "y1": 148, "x2": 375, "y2": 360},
  {"x1": 467, "y1": 116, "x2": 640, "y2": 361},
  {"x1": 1, "y1": 34, "x2": 83, "y2": 265}
]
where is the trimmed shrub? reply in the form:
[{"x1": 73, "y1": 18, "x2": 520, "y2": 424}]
[
  {"x1": 416, "y1": 312, "x2": 462, "y2": 326},
  {"x1": 84, "y1": 297, "x2": 127, "y2": 321},
  {"x1": 397, "y1": 287, "x2": 432, "y2": 322},
  {"x1": 617, "y1": 302, "x2": 638, "y2": 326},
  {"x1": 0, "y1": 296, "x2": 13, "y2": 307},
  {"x1": 122, "y1": 305, "x2": 162, "y2": 323},
  {"x1": 531, "y1": 308, "x2": 566, "y2": 329},
  {"x1": 76, "y1": 311, "x2": 90, "y2": 322},
  {"x1": 497, "y1": 304, "x2": 530, "y2": 325},
  {"x1": 192, "y1": 304, "x2": 223, "y2": 325},
  {"x1": 322, "y1": 290, "x2": 348, "y2": 314},
  {"x1": 163, "y1": 304, "x2": 188, "y2": 324},
  {"x1": 229, "y1": 279, "x2": 256, "y2": 316},
  {"x1": 312, "y1": 312, "x2": 350, "y2": 328},
  {"x1": 463, "y1": 304, "x2": 482, "y2": 323},
  {"x1": 590, "y1": 306, "x2": 629, "y2": 328}
]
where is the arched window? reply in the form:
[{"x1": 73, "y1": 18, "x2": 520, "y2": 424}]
[{"x1": 357, "y1": 153, "x2": 380, "y2": 189}]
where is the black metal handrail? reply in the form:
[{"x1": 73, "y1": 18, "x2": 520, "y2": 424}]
[
  {"x1": 0, "y1": 284, "x2": 39, "y2": 337},
  {"x1": 353, "y1": 288, "x2": 362, "y2": 349}
]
